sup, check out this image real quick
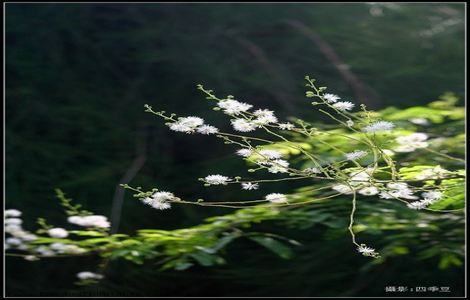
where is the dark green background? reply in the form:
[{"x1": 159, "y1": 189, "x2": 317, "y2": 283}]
[{"x1": 5, "y1": 3, "x2": 465, "y2": 297}]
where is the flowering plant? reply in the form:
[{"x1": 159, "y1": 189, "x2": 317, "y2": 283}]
[{"x1": 5, "y1": 76, "x2": 465, "y2": 284}]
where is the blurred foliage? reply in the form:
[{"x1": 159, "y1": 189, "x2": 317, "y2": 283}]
[{"x1": 5, "y1": 3, "x2": 464, "y2": 297}]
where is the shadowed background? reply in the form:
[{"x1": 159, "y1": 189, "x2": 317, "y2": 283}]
[{"x1": 5, "y1": 3, "x2": 465, "y2": 297}]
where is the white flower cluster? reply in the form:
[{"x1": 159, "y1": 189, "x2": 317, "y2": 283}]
[
  {"x1": 345, "y1": 150, "x2": 367, "y2": 161},
  {"x1": 323, "y1": 93, "x2": 341, "y2": 103},
  {"x1": 357, "y1": 244, "x2": 380, "y2": 258},
  {"x1": 332, "y1": 169, "x2": 394, "y2": 196},
  {"x1": 5, "y1": 209, "x2": 38, "y2": 251},
  {"x1": 77, "y1": 271, "x2": 104, "y2": 280},
  {"x1": 332, "y1": 101, "x2": 355, "y2": 111},
  {"x1": 48, "y1": 227, "x2": 69, "y2": 238},
  {"x1": 379, "y1": 182, "x2": 418, "y2": 200},
  {"x1": 143, "y1": 191, "x2": 175, "y2": 210},
  {"x1": 242, "y1": 182, "x2": 259, "y2": 190},
  {"x1": 250, "y1": 149, "x2": 290, "y2": 174},
  {"x1": 415, "y1": 166, "x2": 451, "y2": 180},
  {"x1": 169, "y1": 116, "x2": 219, "y2": 135},
  {"x1": 48, "y1": 242, "x2": 87, "y2": 254},
  {"x1": 394, "y1": 133, "x2": 429, "y2": 152},
  {"x1": 265, "y1": 193, "x2": 287, "y2": 203},
  {"x1": 407, "y1": 190, "x2": 443, "y2": 210},
  {"x1": 218, "y1": 99, "x2": 252, "y2": 115},
  {"x1": 68, "y1": 215, "x2": 110, "y2": 228},
  {"x1": 204, "y1": 174, "x2": 232, "y2": 185},
  {"x1": 362, "y1": 121, "x2": 395, "y2": 133}
]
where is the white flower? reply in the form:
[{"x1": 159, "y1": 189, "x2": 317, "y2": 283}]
[
  {"x1": 394, "y1": 133, "x2": 429, "y2": 152},
  {"x1": 386, "y1": 182, "x2": 409, "y2": 190},
  {"x1": 218, "y1": 99, "x2": 252, "y2": 115},
  {"x1": 24, "y1": 255, "x2": 38, "y2": 261},
  {"x1": 349, "y1": 169, "x2": 372, "y2": 183},
  {"x1": 196, "y1": 125, "x2": 219, "y2": 135},
  {"x1": 50, "y1": 242, "x2": 66, "y2": 251},
  {"x1": 236, "y1": 148, "x2": 252, "y2": 157},
  {"x1": 6, "y1": 237, "x2": 22, "y2": 246},
  {"x1": 303, "y1": 167, "x2": 321, "y2": 174},
  {"x1": 381, "y1": 188, "x2": 418, "y2": 200},
  {"x1": 179, "y1": 116, "x2": 204, "y2": 127},
  {"x1": 204, "y1": 174, "x2": 231, "y2": 185},
  {"x1": 332, "y1": 184, "x2": 354, "y2": 194},
  {"x1": 265, "y1": 193, "x2": 287, "y2": 203},
  {"x1": 5, "y1": 209, "x2": 22, "y2": 218},
  {"x1": 143, "y1": 191, "x2": 175, "y2": 210},
  {"x1": 252, "y1": 109, "x2": 278, "y2": 126},
  {"x1": 358, "y1": 186, "x2": 379, "y2": 196},
  {"x1": 409, "y1": 118, "x2": 429, "y2": 125},
  {"x1": 231, "y1": 119, "x2": 256, "y2": 132},
  {"x1": 407, "y1": 201, "x2": 428, "y2": 210},
  {"x1": 346, "y1": 120, "x2": 354, "y2": 127},
  {"x1": 382, "y1": 149, "x2": 395, "y2": 156},
  {"x1": 279, "y1": 123, "x2": 295, "y2": 130},
  {"x1": 63, "y1": 244, "x2": 87, "y2": 254},
  {"x1": 169, "y1": 122, "x2": 193, "y2": 133},
  {"x1": 5, "y1": 224, "x2": 23, "y2": 234},
  {"x1": 362, "y1": 121, "x2": 395, "y2": 133},
  {"x1": 422, "y1": 190, "x2": 442, "y2": 202},
  {"x1": 169, "y1": 116, "x2": 205, "y2": 133},
  {"x1": 18, "y1": 233, "x2": 38, "y2": 241},
  {"x1": 323, "y1": 93, "x2": 341, "y2": 103},
  {"x1": 48, "y1": 228, "x2": 69, "y2": 239},
  {"x1": 345, "y1": 150, "x2": 367, "y2": 161},
  {"x1": 332, "y1": 101, "x2": 355, "y2": 111},
  {"x1": 68, "y1": 215, "x2": 110, "y2": 228},
  {"x1": 242, "y1": 182, "x2": 259, "y2": 190},
  {"x1": 258, "y1": 149, "x2": 282, "y2": 160},
  {"x1": 77, "y1": 272, "x2": 104, "y2": 280},
  {"x1": 267, "y1": 159, "x2": 290, "y2": 173},
  {"x1": 415, "y1": 166, "x2": 450, "y2": 180},
  {"x1": 396, "y1": 133, "x2": 428, "y2": 144},
  {"x1": 5, "y1": 218, "x2": 22, "y2": 225},
  {"x1": 357, "y1": 244, "x2": 379, "y2": 257}
]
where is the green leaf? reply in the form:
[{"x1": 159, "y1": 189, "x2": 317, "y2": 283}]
[{"x1": 248, "y1": 236, "x2": 293, "y2": 259}]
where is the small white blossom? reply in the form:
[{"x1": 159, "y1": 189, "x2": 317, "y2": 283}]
[
  {"x1": 279, "y1": 123, "x2": 295, "y2": 130},
  {"x1": 24, "y1": 255, "x2": 38, "y2": 261},
  {"x1": 362, "y1": 121, "x2": 395, "y2": 133},
  {"x1": 407, "y1": 201, "x2": 428, "y2": 210},
  {"x1": 409, "y1": 118, "x2": 429, "y2": 125},
  {"x1": 386, "y1": 182, "x2": 409, "y2": 190},
  {"x1": 265, "y1": 193, "x2": 287, "y2": 203},
  {"x1": 382, "y1": 149, "x2": 395, "y2": 156},
  {"x1": 143, "y1": 191, "x2": 175, "y2": 210},
  {"x1": 395, "y1": 133, "x2": 429, "y2": 152},
  {"x1": 6, "y1": 237, "x2": 22, "y2": 246},
  {"x1": 267, "y1": 159, "x2": 290, "y2": 174},
  {"x1": 303, "y1": 167, "x2": 321, "y2": 174},
  {"x1": 196, "y1": 125, "x2": 219, "y2": 135},
  {"x1": 5, "y1": 218, "x2": 22, "y2": 225},
  {"x1": 218, "y1": 99, "x2": 253, "y2": 115},
  {"x1": 68, "y1": 215, "x2": 110, "y2": 228},
  {"x1": 252, "y1": 109, "x2": 278, "y2": 126},
  {"x1": 231, "y1": 119, "x2": 256, "y2": 132},
  {"x1": 236, "y1": 148, "x2": 252, "y2": 157},
  {"x1": 332, "y1": 184, "x2": 354, "y2": 194},
  {"x1": 169, "y1": 116, "x2": 205, "y2": 133},
  {"x1": 258, "y1": 149, "x2": 282, "y2": 160},
  {"x1": 205, "y1": 174, "x2": 231, "y2": 185},
  {"x1": 345, "y1": 150, "x2": 367, "y2": 161},
  {"x1": 332, "y1": 101, "x2": 355, "y2": 111},
  {"x1": 415, "y1": 166, "x2": 450, "y2": 180},
  {"x1": 5, "y1": 209, "x2": 22, "y2": 218},
  {"x1": 5, "y1": 224, "x2": 23, "y2": 234},
  {"x1": 323, "y1": 93, "x2": 341, "y2": 103},
  {"x1": 358, "y1": 186, "x2": 379, "y2": 196},
  {"x1": 48, "y1": 228, "x2": 69, "y2": 239},
  {"x1": 242, "y1": 182, "x2": 259, "y2": 190},
  {"x1": 77, "y1": 272, "x2": 104, "y2": 280},
  {"x1": 346, "y1": 120, "x2": 354, "y2": 127},
  {"x1": 357, "y1": 244, "x2": 379, "y2": 257},
  {"x1": 422, "y1": 190, "x2": 442, "y2": 202}
]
